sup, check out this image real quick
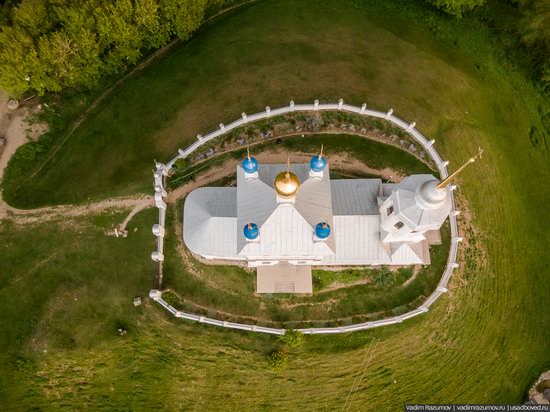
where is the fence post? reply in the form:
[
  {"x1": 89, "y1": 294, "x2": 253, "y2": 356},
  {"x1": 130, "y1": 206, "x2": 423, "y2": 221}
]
[
  {"x1": 149, "y1": 289, "x2": 161, "y2": 300},
  {"x1": 151, "y1": 251, "x2": 164, "y2": 262}
]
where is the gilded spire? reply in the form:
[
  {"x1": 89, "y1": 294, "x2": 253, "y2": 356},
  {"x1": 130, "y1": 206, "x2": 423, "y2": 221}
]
[
  {"x1": 274, "y1": 157, "x2": 300, "y2": 198},
  {"x1": 319, "y1": 144, "x2": 324, "y2": 159},
  {"x1": 437, "y1": 147, "x2": 484, "y2": 190},
  {"x1": 247, "y1": 146, "x2": 251, "y2": 161}
]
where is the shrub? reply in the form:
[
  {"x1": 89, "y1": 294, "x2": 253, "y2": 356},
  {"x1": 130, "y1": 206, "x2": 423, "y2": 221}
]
[
  {"x1": 173, "y1": 158, "x2": 190, "y2": 171},
  {"x1": 267, "y1": 348, "x2": 288, "y2": 371},
  {"x1": 426, "y1": 0, "x2": 486, "y2": 18},
  {"x1": 374, "y1": 266, "x2": 393, "y2": 289},
  {"x1": 542, "y1": 62, "x2": 550, "y2": 94},
  {"x1": 391, "y1": 305, "x2": 408, "y2": 316},
  {"x1": 278, "y1": 330, "x2": 305, "y2": 349},
  {"x1": 305, "y1": 116, "x2": 324, "y2": 131},
  {"x1": 161, "y1": 290, "x2": 181, "y2": 309}
]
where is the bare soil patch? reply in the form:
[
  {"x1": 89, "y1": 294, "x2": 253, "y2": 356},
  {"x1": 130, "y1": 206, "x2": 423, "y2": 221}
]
[{"x1": 1, "y1": 195, "x2": 152, "y2": 225}]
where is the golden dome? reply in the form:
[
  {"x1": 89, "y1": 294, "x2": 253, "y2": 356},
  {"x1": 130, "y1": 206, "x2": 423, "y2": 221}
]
[{"x1": 274, "y1": 170, "x2": 300, "y2": 198}]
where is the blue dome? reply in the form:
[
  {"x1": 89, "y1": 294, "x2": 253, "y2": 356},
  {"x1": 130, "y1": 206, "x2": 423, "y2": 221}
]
[
  {"x1": 310, "y1": 155, "x2": 327, "y2": 172},
  {"x1": 243, "y1": 223, "x2": 259, "y2": 240},
  {"x1": 242, "y1": 156, "x2": 259, "y2": 173},
  {"x1": 315, "y1": 222, "x2": 331, "y2": 239}
]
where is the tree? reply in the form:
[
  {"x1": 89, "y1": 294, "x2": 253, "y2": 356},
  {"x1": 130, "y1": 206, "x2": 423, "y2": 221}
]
[
  {"x1": 12, "y1": 0, "x2": 54, "y2": 38},
  {"x1": 520, "y1": 0, "x2": 550, "y2": 49},
  {"x1": 519, "y1": 0, "x2": 550, "y2": 92},
  {"x1": 0, "y1": 0, "x2": 215, "y2": 97},
  {"x1": 93, "y1": 0, "x2": 142, "y2": 74},
  {"x1": 160, "y1": 0, "x2": 207, "y2": 40},
  {"x1": 41, "y1": 3, "x2": 103, "y2": 91},
  {"x1": 426, "y1": 0, "x2": 486, "y2": 18},
  {"x1": 0, "y1": 26, "x2": 41, "y2": 97},
  {"x1": 37, "y1": 30, "x2": 103, "y2": 93},
  {"x1": 134, "y1": 0, "x2": 169, "y2": 49}
]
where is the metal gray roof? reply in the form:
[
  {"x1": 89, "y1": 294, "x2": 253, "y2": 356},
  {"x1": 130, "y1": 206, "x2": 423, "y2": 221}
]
[
  {"x1": 236, "y1": 166, "x2": 278, "y2": 253},
  {"x1": 389, "y1": 241, "x2": 427, "y2": 264},
  {"x1": 331, "y1": 179, "x2": 382, "y2": 215},
  {"x1": 183, "y1": 188, "x2": 238, "y2": 258},
  {"x1": 321, "y1": 215, "x2": 391, "y2": 265},
  {"x1": 382, "y1": 183, "x2": 397, "y2": 197},
  {"x1": 294, "y1": 165, "x2": 335, "y2": 253}
]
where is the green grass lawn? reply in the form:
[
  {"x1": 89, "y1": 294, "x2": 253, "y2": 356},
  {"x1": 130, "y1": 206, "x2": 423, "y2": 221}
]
[{"x1": 0, "y1": 0, "x2": 549, "y2": 410}]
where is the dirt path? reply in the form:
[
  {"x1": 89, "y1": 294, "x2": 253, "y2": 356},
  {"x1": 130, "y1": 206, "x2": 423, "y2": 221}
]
[
  {"x1": 2, "y1": 195, "x2": 153, "y2": 225},
  {"x1": 168, "y1": 149, "x2": 403, "y2": 203},
  {"x1": 401, "y1": 265, "x2": 421, "y2": 287},
  {"x1": 0, "y1": 90, "x2": 8, "y2": 128},
  {"x1": 168, "y1": 160, "x2": 242, "y2": 202},
  {"x1": 118, "y1": 197, "x2": 154, "y2": 230},
  {"x1": 0, "y1": 110, "x2": 30, "y2": 181},
  {"x1": 0, "y1": 90, "x2": 16, "y2": 179},
  {"x1": 254, "y1": 151, "x2": 404, "y2": 182}
]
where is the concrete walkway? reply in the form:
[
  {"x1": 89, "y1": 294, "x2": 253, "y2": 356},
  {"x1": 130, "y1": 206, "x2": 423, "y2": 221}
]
[{"x1": 257, "y1": 263, "x2": 313, "y2": 294}]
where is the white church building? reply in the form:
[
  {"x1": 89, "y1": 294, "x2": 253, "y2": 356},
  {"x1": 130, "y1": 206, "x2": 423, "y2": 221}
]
[{"x1": 183, "y1": 149, "x2": 453, "y2": 293}]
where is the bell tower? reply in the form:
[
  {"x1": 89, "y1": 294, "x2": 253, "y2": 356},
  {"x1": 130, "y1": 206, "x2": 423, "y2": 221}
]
[{"x1": 380, "y1": 149, "x2": 483, "y2": 243}]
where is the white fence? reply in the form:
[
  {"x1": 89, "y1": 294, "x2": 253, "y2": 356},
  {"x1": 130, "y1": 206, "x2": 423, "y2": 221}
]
[{"x1": 149, "y1": 99, "x2": 462, "y2": 335}]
